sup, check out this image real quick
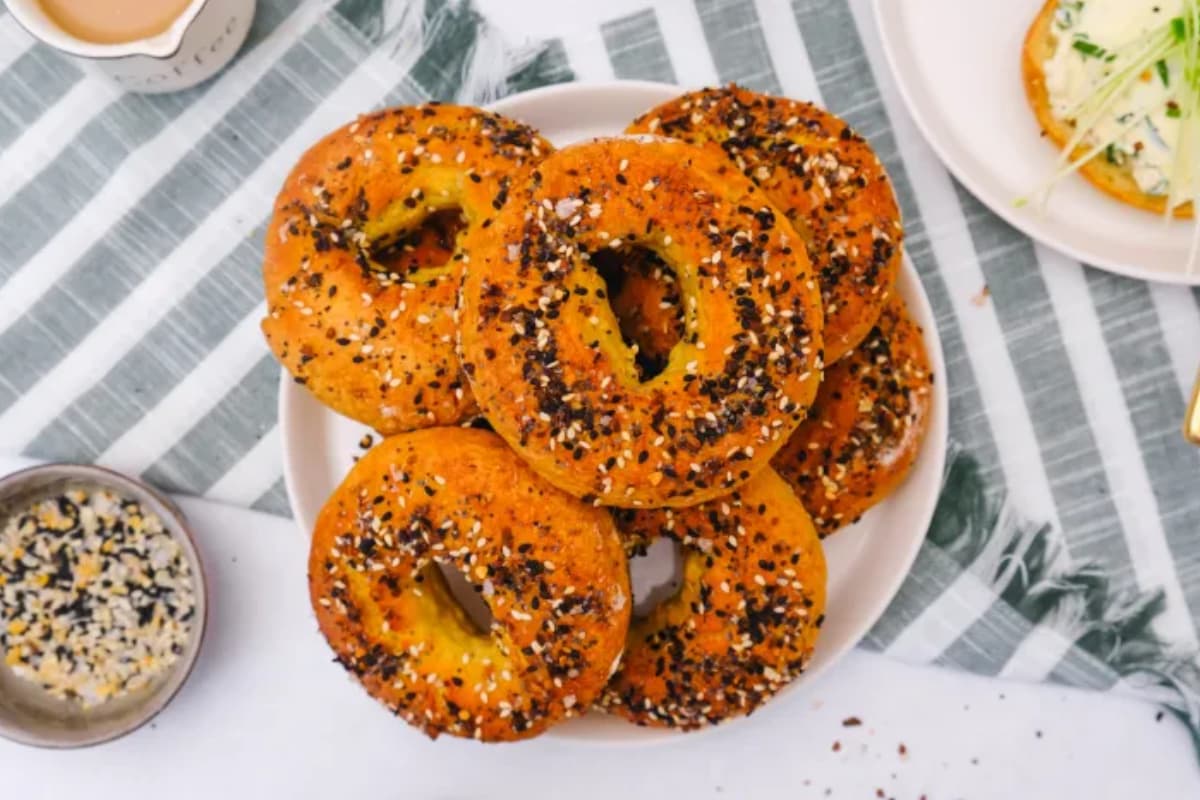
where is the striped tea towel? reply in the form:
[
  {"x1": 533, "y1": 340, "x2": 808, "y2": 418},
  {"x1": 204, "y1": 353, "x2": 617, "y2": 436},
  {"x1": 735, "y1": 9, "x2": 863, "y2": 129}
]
[{"x1": 1, "y1": 0, "x2": 1199, "y2": 753}]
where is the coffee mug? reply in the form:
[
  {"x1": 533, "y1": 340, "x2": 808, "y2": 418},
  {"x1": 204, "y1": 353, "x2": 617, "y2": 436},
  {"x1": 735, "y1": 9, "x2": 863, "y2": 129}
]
[{"x1": 4, "y1": 0, "x2": 257, "y2": 93}]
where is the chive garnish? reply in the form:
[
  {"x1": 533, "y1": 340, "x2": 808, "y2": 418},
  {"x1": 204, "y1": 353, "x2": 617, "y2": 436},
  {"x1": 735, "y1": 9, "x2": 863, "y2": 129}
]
[
  {"x1": 1073, "y1": 38, "x2": 1107, "y2": 59},
  {"x1": 1157, "y1": 58, "x2": 1171, "y2": 86}
]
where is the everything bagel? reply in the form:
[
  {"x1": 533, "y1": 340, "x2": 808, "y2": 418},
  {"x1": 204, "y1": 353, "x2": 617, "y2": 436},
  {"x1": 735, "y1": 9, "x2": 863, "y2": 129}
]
[
  {"x1": 263, "y1": 104, "x2": 550, "y2": 434},
  {"x1": 601, "y1": 468, "x2": 826, "y2": 729},
  {"x1": 771, "y1": 295, "x2": 933, "y2": 537},
  {"x1": 457, "y1": 137, "x2": 825, "y2": 508},
  {"x1": 628, "y1": 86, "x2": 903, "y2": 363},
  {"x1": 309, "y1": 427, "x2": 630, "y2": 741}
]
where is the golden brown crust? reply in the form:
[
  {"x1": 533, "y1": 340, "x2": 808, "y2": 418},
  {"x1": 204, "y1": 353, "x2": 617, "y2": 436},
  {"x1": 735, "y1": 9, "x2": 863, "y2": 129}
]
[
  {"x1": 601, "y1": 469, "x2": 826, "y2": 729},
  {"x1": 308, "y1": 428, "x2": 630, "y2": 741},
  {"x1": 262, "y1": 104, "x2": 553, "y2": 435},
  {"x1": 1022, "y1": 0, "x2": 1192, "y2": 217},
  {"x1": 771, "y1": 295, "x2": 933, "y2": 537},
  {"x1": 627, "y1": 86, "x2": 904, "y2": 362},
  {"x1": 457, "y1": 137, "x2": 825, "y2": 509}
]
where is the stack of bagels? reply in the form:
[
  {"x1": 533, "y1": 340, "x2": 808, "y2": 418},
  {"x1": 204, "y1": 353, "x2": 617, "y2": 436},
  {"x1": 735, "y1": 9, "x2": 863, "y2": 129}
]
[{"x1": 261, "y1": 85, "x2": 933, "y2": 741}]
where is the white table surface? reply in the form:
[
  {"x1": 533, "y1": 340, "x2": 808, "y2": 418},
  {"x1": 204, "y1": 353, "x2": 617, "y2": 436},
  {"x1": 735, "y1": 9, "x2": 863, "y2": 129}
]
[{"x1": 0, "y1": 453, "x2": 1197, "y2": 798}]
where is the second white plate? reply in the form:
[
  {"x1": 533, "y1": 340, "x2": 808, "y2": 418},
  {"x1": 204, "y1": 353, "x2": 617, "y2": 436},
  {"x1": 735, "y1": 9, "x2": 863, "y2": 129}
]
[
  {"x1": 875, "y1": 0, "x2": 1200, "y2": 285},
  {"x1": 279, "y1": 80, "x2": 949, "y2": 743}
]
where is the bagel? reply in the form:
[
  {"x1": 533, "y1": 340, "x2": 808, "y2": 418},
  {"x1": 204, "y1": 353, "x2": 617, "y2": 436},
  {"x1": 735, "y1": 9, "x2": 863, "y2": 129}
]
[
  {"x1": 608, "y1": 271, "x2": 932, "y2": 537},
  {"x1": 627, "y1": 86, "x2": 903, "y2": 362},
  {"x1": 309, "y1": 427, "x2": 631, "y2": 741},
  {"x1": 457, "y1": 137, "x2": 825, "y2": 509},
  {"x1": 600, "y1": 468, "x2": 826, "y2": 729},
  {"x1": 771, "y1": 295, "x2": 933, "y2": 537},
  {"x1": 263, "y1": 104, "x2": 552, "y2": 434},
  {"x1": 1023, "y1": 0, "x2": 1192, "y2": 216}
]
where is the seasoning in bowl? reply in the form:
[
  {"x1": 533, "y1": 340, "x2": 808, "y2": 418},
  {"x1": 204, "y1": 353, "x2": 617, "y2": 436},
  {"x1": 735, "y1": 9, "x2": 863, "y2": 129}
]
[{"x1": 0, "y1": 487, "x2": 197, "y2": 708}]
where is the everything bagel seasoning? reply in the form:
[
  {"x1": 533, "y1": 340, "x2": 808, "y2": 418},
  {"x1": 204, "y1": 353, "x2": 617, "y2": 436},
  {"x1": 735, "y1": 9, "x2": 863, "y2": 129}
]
[{"x1": 0, "y1": 488, "x2": 196, "y2": 707}]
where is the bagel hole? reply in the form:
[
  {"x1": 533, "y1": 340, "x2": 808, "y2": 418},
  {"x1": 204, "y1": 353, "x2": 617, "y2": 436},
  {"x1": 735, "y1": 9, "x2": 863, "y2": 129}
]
[
  {"x1": 590, "y1": 246, "x2": 684, "y2": 382},
  {"x1": 628, "y1": 537, "x2": 684, "y2": 619},
  {"x1": 435, "y1": 561, "x2": 495, "y2": 633},
  {"x1": 369, "y1": 208, "x2": 465, "y2": 276},
  {"x1": 464, "y1": 415, "x2": 494, "y2": 432}
]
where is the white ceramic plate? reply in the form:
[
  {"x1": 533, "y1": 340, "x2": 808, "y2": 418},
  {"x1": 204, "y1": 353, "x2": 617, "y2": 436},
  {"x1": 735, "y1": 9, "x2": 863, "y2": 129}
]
[
  {"x1": 874, "y1": 0, "x2": 1200, "y2": 285},
  {"x1": 279, "y1": 80, "x2": 949, "y2": 742}
]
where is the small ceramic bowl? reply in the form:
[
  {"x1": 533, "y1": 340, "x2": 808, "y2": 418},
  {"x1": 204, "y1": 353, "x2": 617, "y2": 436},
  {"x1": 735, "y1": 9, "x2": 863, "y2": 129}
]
[{"x1": 0, "y1": 464, "x2": 208, "y2": 748}]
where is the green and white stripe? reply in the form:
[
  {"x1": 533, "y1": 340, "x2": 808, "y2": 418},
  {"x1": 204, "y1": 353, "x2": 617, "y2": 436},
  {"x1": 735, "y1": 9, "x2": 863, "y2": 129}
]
[{"x1": 1, "y1": 0, "x2": 1198, "y2": 747}]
